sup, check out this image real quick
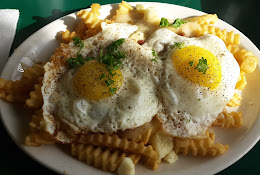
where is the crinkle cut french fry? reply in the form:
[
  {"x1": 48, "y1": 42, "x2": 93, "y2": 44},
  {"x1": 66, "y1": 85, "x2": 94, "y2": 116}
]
[
  {"x1": 213, "y1": 110, "x2": 243, "y2": 128},
  {"x1": 75, "y1": 19, "x2": 88, "y2": 38},
  {"x1": 204, "y1": 143, "x2": 229, "y2": 157},
  {"x1": 71, "y1": 144, "x2": 140, "y2": 172},
  {"x1": 115, "y1": 1, "x2": 133, "y2": 16},
  {"x1": 0, "y1": 79, "x2": 26, "y2": 102},
  {"x1": 77, "y1": 3, "x2": 105, "y2": 37},
  {"x1": 142, "y1": 156, "x2": 161, "y2": 170},
  {"x1": 184, "y1": 14, "x2": 218, "y2": 25},
  {"x1": 25, "y1": 78, "x2": 43, "y2": 110},
  {"x1": 79, "y1": 133, "x2": 158, "y2": 159},
  {"x1": 21, "y1": 63, "x2": 45, "y2": 85},
  {"x1": 227, "y1": 93, "x2": 242, "y2": 107},
  {"x1": 174, "y1": 131, "x2": 229, "y2": 156},
  {"x1": 28, "y1": 109, "x2": 44, "y2": 132},
  {"x1": 25, "y1": 132, "x2": 56, "y2": 146},
  {"x1": 235, "y1": 71, "x2": 247, "y2": 90},
  {"x1": 116, "y1": 124, "x2": 152, "y2": 144},
  {"x1": 227, "y1": 44, "x2": 258, "y2": 73},
  {"x1": 25, "y1": 109, "x2": 56, "y2": 146},
  {"x1": 0, "y1": 63, "x2": 44, "y2": 103},
  {"x1": 61, "y1": 30, "x2": 77, "y2": 43},
  {"x1": 234, "y1": 49, "x2": 258, "y2": 73},
  {"x1": 174, "y1": 131, "x2": 215, "y2": 155},
  {"x1": 199, "y1": 24, "x2": 240, "y2": 45}
]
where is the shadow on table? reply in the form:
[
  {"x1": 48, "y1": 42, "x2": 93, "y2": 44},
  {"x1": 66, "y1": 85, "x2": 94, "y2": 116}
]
[
  {"x1": 10, "y1": 6, "x2": 90, "y2": 54},
  {"x1": 200, "y1": 0, "x2": 259, "y2": 48}
]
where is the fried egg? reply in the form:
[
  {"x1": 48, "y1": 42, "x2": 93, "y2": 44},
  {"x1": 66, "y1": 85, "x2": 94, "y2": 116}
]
[
  {"x1": 41, "y1": 23, "x2": 159, "y2": 142},
  {"x1": 42, "y1": 22, "x2": 240, "y2": 141},
  {"x1": 144, "y1": 28, "x2": 240, "y2": 138}
]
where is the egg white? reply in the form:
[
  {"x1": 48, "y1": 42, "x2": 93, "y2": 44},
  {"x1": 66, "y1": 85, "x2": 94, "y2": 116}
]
[
  {"x1": 41, "y1": 23, "x2": 159, "y2": 141},
  {"x1": 54, "y1": 39, "x2": 159, "y2": 133},
  {"x1": 144, "y1": 28, "x2": 240, "y2": 138}
]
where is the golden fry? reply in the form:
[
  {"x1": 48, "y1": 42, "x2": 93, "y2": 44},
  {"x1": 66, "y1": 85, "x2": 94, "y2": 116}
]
[
  {"x1": 184, "y1": 14, "x2": 218, "y2": 25},
  {"x1": 79, "y1": 133, "x2": 158, "y2": 159},
  {"x1": 174, "y1": 131, "x2": 216, "y2": 156},
  {"x1": 71, "y1": 144, "x2": 140, "y2": 172},
  {"x1": 213, "y1": 110, "x2": 243, "y2": 128},
  {"x1": 227, "y1": 93, "x2": 242, "y2": 107}
]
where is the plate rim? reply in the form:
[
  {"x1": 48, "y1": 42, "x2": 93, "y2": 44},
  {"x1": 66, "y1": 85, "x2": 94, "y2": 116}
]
[{"x1": 1, "y1": 2, "x2": 260, "y2": 175}]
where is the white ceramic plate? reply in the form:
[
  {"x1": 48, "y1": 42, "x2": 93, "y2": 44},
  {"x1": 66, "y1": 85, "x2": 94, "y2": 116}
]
[{"x1": 1, "y1": 2, "x2": 260, "y2": 175}]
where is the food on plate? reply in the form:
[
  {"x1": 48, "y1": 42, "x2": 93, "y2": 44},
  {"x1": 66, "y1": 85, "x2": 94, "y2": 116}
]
[
  {"x1": 143, "y1": 28, "x2": 240, "y2": 138},
  {"x1": 0, "y1": 1, "x2": 258, "y2": 174}
]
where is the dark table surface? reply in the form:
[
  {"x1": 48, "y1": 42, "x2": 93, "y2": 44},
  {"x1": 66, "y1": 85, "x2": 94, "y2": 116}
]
[{"x1": 0, "y1": 0, "x2": 259, "y2": 174}]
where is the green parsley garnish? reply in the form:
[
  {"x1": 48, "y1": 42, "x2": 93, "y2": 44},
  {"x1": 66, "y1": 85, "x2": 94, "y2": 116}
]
[
  {"x1": 73, "y1": 36, "x2": 82, "y2": 45},
  {"x1": 99, "y1": 39, "x2": 126, "y2": 76},
  {"x1": 99, "y1": 39, "x2": 126, "y2": 94},
  {"x1": 66, "y1": 55, "x2": 85, "y2": 68},
  {"x1": 173, "y1": 42, "x2": 184, "y2": 49},
  {"x1": 73, "y1": 37, "x2": 84, "y2": 56},
  {"x1": 105, "y1": 79, "x2": 115, "y2": 87},
  {"x1": 152, "y1": 49, "x2": 157, "y2": 57},
  {"x1": 170, "y1": 18, "x2": 187, "y2": 28},
  {"x1": 195, "y1": 57, "x2": 209, "y2": 74},
  {"x1": 66, "y1": 56, "x2": 94, "y2": 68},
  {"x1": 159, "y1": 18, "x2": 187, "y2": 28},
  {"x1": 66, "y1": 37, "x2": 95, "y2": 68},
  {"x1": 100, "y1": 73, "x2": 106, "y2": 80},
  {"x1": 151, "y1": 49, "x2": 159, "y2": 62},
  {"x1": 189, "y1": 60, "x2": 194, "y2": 66},
  {"x1": 198, "y1": 98, "x2": 201, "y2": 101},
  {"x1": 107, "y1": 66, "x2": 118, "y2": 76},
  {"x1": 67, "y1": 38, "x2": 126, "y2": 95},
  {"x1": 159, "y1": 18, "x2": 170, "y2": 27},
  {"x1": 109, "y1": 87, "x2": 117, "y2": 95},
  {"x1": 106, "y1": 39, "x2": 125, "y2": 54}
]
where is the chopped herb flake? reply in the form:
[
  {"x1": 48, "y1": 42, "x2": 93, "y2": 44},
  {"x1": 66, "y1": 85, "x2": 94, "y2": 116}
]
[
  {"x1": 159, "y1": 18, "x2": 187, "y2": 28},
  {"x1": 99, "y1": 39, "x2": 126, "y2": 76},
  {"x1": 72, "y1": 37, "x2": 84, "y2": 56},
  {"x1": 66, "y1": 56, "x2": 94, "y2": 68},
  {"x1": 151, "y1": 49, "x2": 159, "y2": 62},
  {"x1": 189, "y1": 60, "x2": 194, "y2": 66},
  {"x1": 170, "y1": 18, "x2": 187, "y2": 28},
  {"x1": 105, "y1": 79, "x2": 115, "y2": 87},
  {"x1": 106, "y1": 39, "x2": 125, "y2": 55},
  {"x1": 73, "y1": 37, "x2": 82, "y2": 45},
  {"x1": 173, "y1": 42, "x2": 184, "y2": 49},
  {"x1": 195, "y1": 57, "x2": 209, "y2": 74},
  {"x1": 100, "y1": 73, "x2": 106, "y2": 80},
  {"x1": 159, "y1": 18, "x2": 170, "y2": 27},
  {"x1": 65, "y1": 37, "x2": 92, "y2": 68},
  {"x1": 110, "y1": 87, "x2": 117, "y2": 95},
  {"x1": 152, "y1": 49, "x2": 157, "y2": 57}
]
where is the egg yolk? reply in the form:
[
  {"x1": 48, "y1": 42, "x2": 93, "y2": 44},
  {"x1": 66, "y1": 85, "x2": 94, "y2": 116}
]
[
  {"x1": 73, "y1": 60, "x2": 123, "y2": 100},
  {"x1": 172, "y1": 46, "x2": 221, "y2": 89}
]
